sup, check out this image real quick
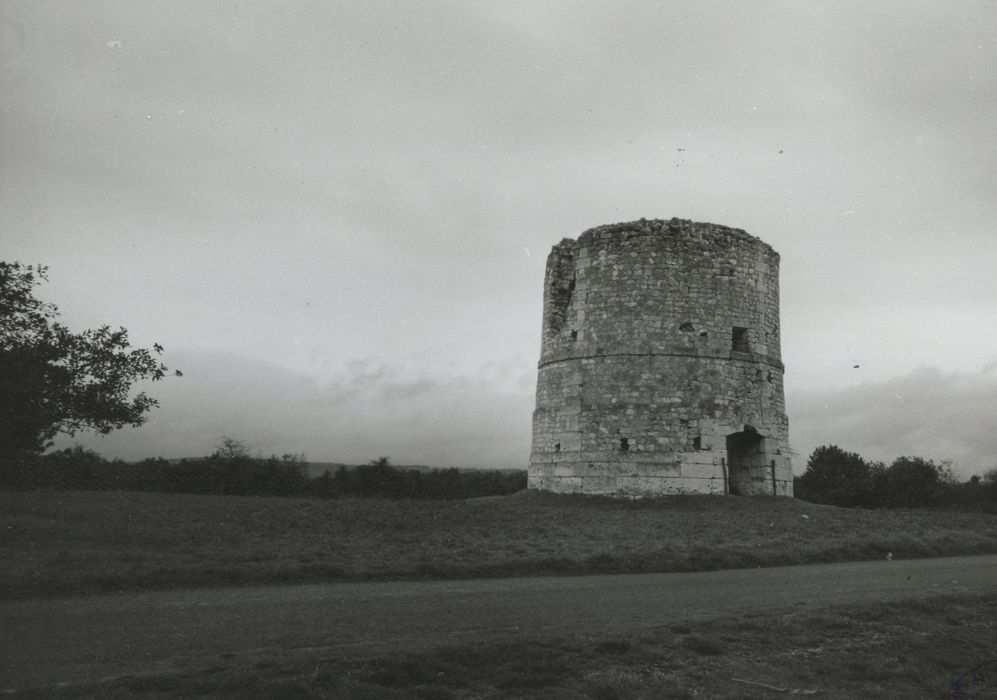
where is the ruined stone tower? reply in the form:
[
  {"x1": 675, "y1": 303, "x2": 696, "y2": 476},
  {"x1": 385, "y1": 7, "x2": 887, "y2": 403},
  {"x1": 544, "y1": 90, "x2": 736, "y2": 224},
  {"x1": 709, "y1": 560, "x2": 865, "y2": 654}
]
[{"x1": 528, "y1": 218, "x2": 792, "y2": 497}]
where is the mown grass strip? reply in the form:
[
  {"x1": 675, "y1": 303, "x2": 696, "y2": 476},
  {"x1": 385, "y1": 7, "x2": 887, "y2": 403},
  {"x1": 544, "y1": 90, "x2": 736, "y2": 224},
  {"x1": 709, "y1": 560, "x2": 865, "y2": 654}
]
[{"x1": 14, "y1": 592, "x2": 997, "y2": 698}]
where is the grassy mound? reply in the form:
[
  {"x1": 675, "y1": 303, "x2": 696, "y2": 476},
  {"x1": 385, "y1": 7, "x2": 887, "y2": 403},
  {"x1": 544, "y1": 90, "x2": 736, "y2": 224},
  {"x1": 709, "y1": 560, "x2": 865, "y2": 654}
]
[{"x1": 3, "y1": 489, "x2": 997, "y2": 597}]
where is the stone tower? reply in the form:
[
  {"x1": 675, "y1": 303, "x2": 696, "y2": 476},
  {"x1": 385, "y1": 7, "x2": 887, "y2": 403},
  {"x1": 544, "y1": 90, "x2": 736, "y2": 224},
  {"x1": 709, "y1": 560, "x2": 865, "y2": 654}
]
[{"x1": 528, "y1": 218, "x2": 792, "y2": 497}]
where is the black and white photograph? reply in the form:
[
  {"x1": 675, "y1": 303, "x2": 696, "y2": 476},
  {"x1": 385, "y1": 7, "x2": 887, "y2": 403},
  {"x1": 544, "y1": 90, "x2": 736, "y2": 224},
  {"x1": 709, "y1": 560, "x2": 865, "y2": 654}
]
[{"x1": 2, "y1": 1, "x2": 996, "y2": 697}]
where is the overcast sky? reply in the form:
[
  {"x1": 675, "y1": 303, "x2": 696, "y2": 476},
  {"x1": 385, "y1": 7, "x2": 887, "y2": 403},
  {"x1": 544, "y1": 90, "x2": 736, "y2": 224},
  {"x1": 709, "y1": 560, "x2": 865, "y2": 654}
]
[{"x1": 2, "y1": 1, "x2": 996, "y2": 476}]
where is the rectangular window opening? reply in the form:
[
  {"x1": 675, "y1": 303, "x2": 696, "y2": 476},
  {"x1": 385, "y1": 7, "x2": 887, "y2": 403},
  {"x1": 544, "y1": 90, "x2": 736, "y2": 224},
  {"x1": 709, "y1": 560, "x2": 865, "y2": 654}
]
[
  {"x1": 732, "y1": 326, "x2": 751, "y2": 352},
  {"x1": 554, "y1": 443, "x2": 561, "y2": 452},
  {"x1": 619, "y1": 437, "x2": 630, "y2": 452}
]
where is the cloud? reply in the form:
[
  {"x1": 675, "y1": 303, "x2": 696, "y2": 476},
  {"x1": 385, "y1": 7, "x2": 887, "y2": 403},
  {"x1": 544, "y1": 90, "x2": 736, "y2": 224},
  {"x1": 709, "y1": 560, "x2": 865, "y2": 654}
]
[
  {"x1": 52, "y1": 351, "x2": 997, "y2": 481},
  {"x1": 788, "y1": 364, "x2": 997, "y2": 478},
  {"x1": 56, "y1": 349, "x2": 535, "y2": 469},
  {"x1": 9, "y1": 1, "x2": 997, "y2": 474}
]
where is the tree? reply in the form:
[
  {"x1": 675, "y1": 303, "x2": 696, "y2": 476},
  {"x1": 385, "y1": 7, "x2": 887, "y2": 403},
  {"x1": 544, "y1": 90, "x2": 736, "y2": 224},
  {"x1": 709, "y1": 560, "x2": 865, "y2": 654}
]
[
  {"x1": 795, "y1": 445, "x2": 875, "y2": 507},
  {"x1": 211, "y1": 436, "x2": 251, "y2": 461},
  {"x1": 879, "y1": 456, "x2": 943, "y2": 508},
  {"x1": 0, "y1": 262, "x2": 179, "y2": 454},
  {"x1": 353, "y1": 457, "x2": 399, "y2": 496}
]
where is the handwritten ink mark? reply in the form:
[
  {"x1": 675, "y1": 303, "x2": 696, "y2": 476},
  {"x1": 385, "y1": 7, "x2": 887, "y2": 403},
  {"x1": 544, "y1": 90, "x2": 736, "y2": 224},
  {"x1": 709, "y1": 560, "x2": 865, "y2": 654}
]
[{"x1": 949, "y1": 658, "x2": 997, "y2": 698}]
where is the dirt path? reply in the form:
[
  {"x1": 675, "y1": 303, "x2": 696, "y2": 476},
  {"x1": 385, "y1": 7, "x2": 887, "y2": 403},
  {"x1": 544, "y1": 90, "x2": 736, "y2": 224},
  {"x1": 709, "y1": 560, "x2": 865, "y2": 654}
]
[{"x1": 3, "y1": 554, "x2": 996, "y2": 691}]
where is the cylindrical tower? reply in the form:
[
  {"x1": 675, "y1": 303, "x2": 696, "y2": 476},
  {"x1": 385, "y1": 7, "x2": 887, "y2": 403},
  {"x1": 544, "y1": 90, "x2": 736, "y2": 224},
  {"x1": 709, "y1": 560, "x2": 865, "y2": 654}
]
[{"x1": 528, "y1": 218, "x2": 792, "y2": 497}]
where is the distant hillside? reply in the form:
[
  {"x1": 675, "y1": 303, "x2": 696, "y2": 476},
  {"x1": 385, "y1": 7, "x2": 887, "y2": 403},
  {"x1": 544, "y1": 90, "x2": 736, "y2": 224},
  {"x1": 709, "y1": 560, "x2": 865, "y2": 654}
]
[
  {"x1": 305, "y1": 463, "x2": 525, "y2": 478},
  {"x1": 147, "y1": 460, "x2": 523, "y2": 479}
]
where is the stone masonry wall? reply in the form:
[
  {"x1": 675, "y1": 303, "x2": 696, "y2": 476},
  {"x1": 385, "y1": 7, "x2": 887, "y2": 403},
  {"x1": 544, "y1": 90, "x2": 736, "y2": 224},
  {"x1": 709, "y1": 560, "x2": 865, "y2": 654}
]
[{"x1": 528, "y1": 218, "x2": 793, "y2": 497}]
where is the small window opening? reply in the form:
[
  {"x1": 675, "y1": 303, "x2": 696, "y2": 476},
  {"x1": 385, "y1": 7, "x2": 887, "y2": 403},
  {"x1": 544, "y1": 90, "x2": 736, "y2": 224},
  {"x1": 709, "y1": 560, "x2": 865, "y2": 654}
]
[
  {"x1": 679, "y1": 321, "x2": 694, "y2": 332},
  {"x1": 699, "y1": 331, "x2": 708, "y2": 339},
  {"x1": 692, "y1": 436, "x2": 702, "y2": 450},
  {"x1": 619, "y1": 437, "x2": 630, "y2": 452},
  {"x1": 570, "y1": 330, "x2": 578, "y2": 341},
  {"x1": 732, "y1": 326, "x2": 750, "y2": 352},
  {"x1": 554, "y1": 443, "x2": 561, "y2": 452}
]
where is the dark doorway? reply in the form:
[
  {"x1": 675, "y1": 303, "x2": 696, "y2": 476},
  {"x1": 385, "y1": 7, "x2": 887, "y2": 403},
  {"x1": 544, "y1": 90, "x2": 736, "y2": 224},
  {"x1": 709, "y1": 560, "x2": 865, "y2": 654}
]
[{"x1": 726, "y1": 428, "x2": 763, "y2": 495}]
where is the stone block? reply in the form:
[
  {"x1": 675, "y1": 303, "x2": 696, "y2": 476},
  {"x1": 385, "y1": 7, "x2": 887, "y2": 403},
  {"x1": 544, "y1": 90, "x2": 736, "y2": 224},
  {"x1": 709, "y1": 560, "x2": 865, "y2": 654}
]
[
  {"x1": 557, "y1": 433, "x2": 581, "y2": 452},
  {"x1": 660, "y1": 476, "x2": 724, "y2": 495},
  {"x1": 551, "y1": 476, "x2": 583, "y2": 493},
  {"x1": 681, "y1": 450, "x2": 722, "y2": 466},
  {"x1": 697, "y1": 433, "x2": 725, "y2": 451},
  {"x1": 616, "y1": 476, "x2": 663, "y2": 495},
  {"x1": 635, "y1": 461, "x2": 681, "y2": 477},
  {"x1": 583, "y1": 462, "x2": 617, "y2": 477},
  {"x1": 581, "y1": 476, "x2": 617, "y2": 494},
  {"x1": 696, "y1": 418, "x2": 723, "y2": 436},
  {"x1": 680, "y1": 462, "x2": 724, "y2": 480}
]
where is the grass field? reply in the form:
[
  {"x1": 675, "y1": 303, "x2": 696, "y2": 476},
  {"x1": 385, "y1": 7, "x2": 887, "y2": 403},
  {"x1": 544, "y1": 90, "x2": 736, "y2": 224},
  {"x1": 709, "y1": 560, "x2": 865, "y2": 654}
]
[
  {"x1": 16, "y1": 592, "x2": 997, "y2": 698},
  {"x1": 4, "y1": 489, "x2": 997, "y2": 597}
]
